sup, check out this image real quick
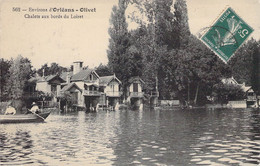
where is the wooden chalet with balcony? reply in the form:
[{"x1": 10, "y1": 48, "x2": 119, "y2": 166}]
[
  {"x1": 99, "y1": 74, "x2": 122, "y2": 107},
  {"x1": 60, "y1": 61, "x2": 101, "y2": 111},
  {"x1": 27, "y1": 75, "x2": 65, "y2": 101},
  {"x1": 126, "y1": 77, "x2": 145, "y2": 109}
]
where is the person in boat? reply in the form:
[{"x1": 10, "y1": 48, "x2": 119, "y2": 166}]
[
  {"x1": 30, "y1": 102, "x2": 40, "y2": 114},
  {"x1": 4, "y1": 104, "x2": 16, "y2": 115}
]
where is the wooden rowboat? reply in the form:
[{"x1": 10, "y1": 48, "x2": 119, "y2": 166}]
[{"x1": 0, "y1": 112, "x2": 51, "y2": 124}]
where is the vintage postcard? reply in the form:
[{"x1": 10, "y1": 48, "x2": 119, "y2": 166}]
[{"x1": 0, "y1": 0, "x2": 259, "y2": 165}]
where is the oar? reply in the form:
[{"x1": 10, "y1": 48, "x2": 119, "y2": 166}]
[{"x1": 29, "y1": 109, "x2": 45, "y2": 121}]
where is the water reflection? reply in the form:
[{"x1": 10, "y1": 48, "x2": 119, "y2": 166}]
[
  {"x1": 0, "y1": 108, "x2": 260, "y2": 165},
  {"x1": 189, "y1": 109, "x2": 260, "y2": 165},
  {"x1": 0, "y1": 130, "x2": 33, "y2": 165}
]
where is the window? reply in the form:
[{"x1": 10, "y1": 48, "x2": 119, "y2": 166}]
[{"x1": 51, "y1": 85, "x2": 57, "y2": 93}]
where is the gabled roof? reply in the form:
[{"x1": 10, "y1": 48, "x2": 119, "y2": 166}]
[
  {"x1": 60, "y1": 83, "x2": 82, "y2": 93},
  {"x1": 99, "y1": 75, "x2": 121, "y2": 86},
  {"x1": 28, "y1": 76, "x2": 41, "y2": 83},
  {"x1": 60, "y1": 72, "x2": 73, "y2": 82},
  {"x1": 31, "y1": 74, "x2": 65, "y2": 83},
  {"x1": 240, "y1": 84, "x2": 252, "y2": 93},
  {"x1": 128, "y1": 76, "x2": 145, "y2": 84},
  {"x1": 70, "y1": 69, "x2": 99, "y2": 81},
  {"x1": 222, "y1": 77, "x2": 254, "y2": 93},
  {"x1": 45, "y1": 75, "x2": 57, "y2": 82},
  {"x1": 221, "y1": 77, "x2": 238, "y2": 85}
]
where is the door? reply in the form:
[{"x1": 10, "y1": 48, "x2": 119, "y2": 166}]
[{"x1": 133, "y1": 83, "x2": 138, "y2": 92}]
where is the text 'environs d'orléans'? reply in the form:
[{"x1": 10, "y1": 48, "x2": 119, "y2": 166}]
[{"x1": 14, "y1": 7, "x2": 96, "y2": 19}]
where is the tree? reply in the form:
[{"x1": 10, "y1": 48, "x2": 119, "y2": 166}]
[
  {"x1": 37, "y1": 62, "x2": 67, "y2": 77},
  {"x1": 95, "y1": 63, "x2": 113, "y2": 76},
  {"x1": 59, "y1": 91, "x2": 76, "y2": 112},
  {"x1": 229, "y1": 38, "x2": 260, "y2": 95},
  {"x1": 212, "y1": 83, "x2": 245, "y2": 104},
  {"x1": 130, "y1": 0, "x2": 175, "y2": 98},
  {"x1": 173, "y1": 0, "x2": 190, "y2": 49},
  {"x1": 182, "y1": 35, "x2": 231, "y2": 105},
  {"x1": 0, "y1": 58, "x2": 10, "y2": 101},
  {"x1": 115, "y1": 0, "x2": 250, "y2": 105},
  {"x1": 5, "y1": 55, "x2": 33, "y2": 113},
  {"x1": 251, "y1": 40, "x2": 260, "y2": 95},
  {"x1": 107, "y1": 0, "x2": 134, "y2": 97}
]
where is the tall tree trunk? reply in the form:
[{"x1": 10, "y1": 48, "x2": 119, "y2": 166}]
[
  {"x1": 194, "y1": 83, "x2": 199, "y2": 105},
  {"x1": 187, "y1": 78, "x2": 190, "y2": 106}
]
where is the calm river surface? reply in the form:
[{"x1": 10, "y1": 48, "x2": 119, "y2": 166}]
[{"x1": 1, "y1": 108, "x2": 260, "y2": 166}]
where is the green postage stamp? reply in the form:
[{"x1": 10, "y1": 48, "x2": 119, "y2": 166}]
[{"x1": 201, "y1": 7, "x2": 254, "y2": 63}]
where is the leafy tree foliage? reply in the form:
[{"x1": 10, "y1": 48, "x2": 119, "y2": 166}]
[
  {"x1": 173, "y1": 0, "x2": 190, "y2": 49},
  {"x1": 37, "y1": 62, "x2": 67, "y2": 77},
  {"x1": 0, "y1": 59, "x2": 10, "y2": 101},
  {"x1": 129, "y1": 0, "x2": 175, "y2": 97},
  {"x1": 108, "y1": 0, "x2": 257, "y2": 105},
  {"x1": 5, "y1": 55, "x2": 34, "y2": 112},
  {"x1": 6, "y1": 56, "x2": 33, "y2": 99},
  {"x1": 108, "y1": 0, "x2": 144, "y2": 97},
  {"x1": 212, "y1": 83, "x2": 245, "y2": 104},
  {"x1": 229, "y1": 39, "x2": 260, "y2": 95},
  {"x1": 95, "y1": 63, "x2": 113, "y2": 77}
]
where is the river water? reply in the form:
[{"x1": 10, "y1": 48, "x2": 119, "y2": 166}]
[{"x1": 0, "y1": 108, "x2": 260, "y2": 166}]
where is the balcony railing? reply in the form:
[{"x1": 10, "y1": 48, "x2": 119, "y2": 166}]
[
  {"x1": 129, "y1": 92, "x2": 144, "y2": 98},
  {"x1": 83, "y1": 90, "x2": 101, "y2": 96},
  {"x1": 106, "y1": 91, "x2": 122, "y2": 97}
]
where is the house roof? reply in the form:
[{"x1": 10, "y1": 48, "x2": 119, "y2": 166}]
[
  {"x1": 222, "y1": 77, "x2": 254, "y2": 93},
  {"x1": 46, "y1": 75, "x2": 65, "y2": 83},
  {"x1": 128, "y1": 76, "x2": 145, "y2": 84},
  {"x1": 60, "y1": 83, "x2": 82, "y2": 93},
  {"x1": 70, "y1": 69, "x2": 99, "y2": 81},
  {"x1": 60, "y1": 72, "x2": 73, "y2": 82},
  {"x1": 99, "y1": 75, "x2": 121, "y2": 86},
  {"x1": 240, "y1": 84, "x2": 252, "y2": 92},
  {"x1": 45, "y1": 75, "x2": 57, "y2": 82},
  {"x1": 28, "y1": 76, "x2": 41, "y2": 83},
  {"x1": 221, "y1": 77, "x2": 238, "y2": 85},
  {"x1": 29, "y1": 75, "x2": 65, "y2": 83}
]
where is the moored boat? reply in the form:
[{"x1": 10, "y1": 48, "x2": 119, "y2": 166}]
[{"x1": 0, "y1": 112, "x2": 51, "y2": 124}]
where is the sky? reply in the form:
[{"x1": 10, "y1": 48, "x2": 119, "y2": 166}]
[{"x1": 0, "y1": 0, "x2": 259, "y2": 70}]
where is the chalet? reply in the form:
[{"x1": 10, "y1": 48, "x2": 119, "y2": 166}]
[
  {"x1": 60, "y1": 61, "x2": 101, "y2": 111},
  {"x1": 222, "y1": 77, "x2": 257, "y2": 107},
  {"x1": 36, "y1": 75, "x2": 65, "y2": 98},
  {"x1": 126, "y1": 76, "x2": 145, "y2": 109},
  {"x1": 221, "y1": 77, "x2": 254, "y2": 94},
  {"x1": 99, "y1": 74, "x2": 122, "y2": 107},
  {"x1": 27, "y1": 75, "x2": 65, "y2": 102}
]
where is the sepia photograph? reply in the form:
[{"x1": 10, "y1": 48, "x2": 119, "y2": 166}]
[{"x1": 0, "y1": 0, "x2": 260, "y2": 165}]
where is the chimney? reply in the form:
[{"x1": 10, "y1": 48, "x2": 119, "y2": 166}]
[
  {"x1": 73, "y1": 61, "x2": 83, "y2": 75},
  {"x1": 43, "y1": 68, "x2": 45, "y2": 77}
]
